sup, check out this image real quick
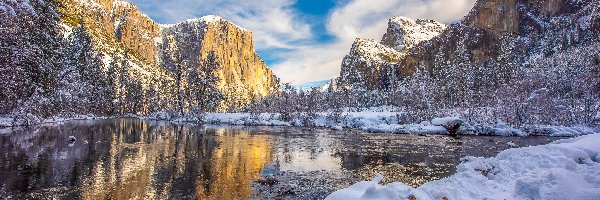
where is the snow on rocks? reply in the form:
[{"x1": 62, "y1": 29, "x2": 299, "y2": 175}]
[
  {"x1": 326, "y1": 133, "x2": 600, "y2": 200},
  {"x1": 351, "y1": 38, "x2": 405, "y2": 63},
  {"x1": 382, "y1": 16, "x2": 447, "y2": 51},
  {"x1": 506, "y1": 141, "x2": 519, "y2": 148},
  {"x1": 431, "y1": 117, "x2": 463, "y2": 134},
  {"x1": 431, "y1": 117, "x2": 463, "y2": 127}
]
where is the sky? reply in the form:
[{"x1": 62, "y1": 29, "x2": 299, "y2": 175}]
[{"x1": 128, "y1": 0, "x2": 477, "y2": 84}]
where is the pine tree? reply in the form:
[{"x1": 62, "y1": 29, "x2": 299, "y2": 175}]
[
  {"x1": 189, "y1": 51, "x2": 222, "y2": 117},
  {"x1": 0, "y1": 0, "x2": 64, "y2": 119}
]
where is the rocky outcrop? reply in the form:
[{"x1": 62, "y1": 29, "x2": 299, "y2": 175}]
[
  {"x1": 336, "y1": 18, "x2": 446, "y2": 91},
  {"x1": 336, "y1": 39, "x2": 404, "y2": 90},
  {"x1": 59, "y1": 0, "x2": 161, "y2": 65},
  {"x1": 381, "y1": 16, "x2": 447, "y2": 52},
  {"x1": 160, "y1": 17, "x2": 278, "y2": 97},
  {"x1": 158, "y1": 17, "x2": 279, "y2": 111},
  {"x1": 336, "y1": 0, "x2": 599, "y2": 101}
]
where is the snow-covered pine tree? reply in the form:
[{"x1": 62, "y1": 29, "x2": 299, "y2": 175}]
[
  {"x1": 0, "y1": 0, "x2": 64, "y2": 121},
  {"x1": 64, "y1": 23, "x2": 112, "y2": 115},
  {"x1": 189, "y1": 51, "x2": 222, "y2": 118}
]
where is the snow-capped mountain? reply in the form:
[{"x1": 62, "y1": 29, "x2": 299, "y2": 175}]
[
  {"x1": 394, "y1": 0, "x2": 600, "y2": 106},
  {"x1": 292, "y1": 80, "x2": 330, "y2": 91},
  {"x1": 336, "y1": 17, "x2": 446, "y2": 91},
  {"x1": 381, "y1": 16, "x2": 447, "y2": 52}
]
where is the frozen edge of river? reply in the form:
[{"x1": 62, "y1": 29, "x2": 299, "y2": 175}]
[
  {"x1": 1, "y1": 112, "x2": 597, "y2": 137},
  {"x1": 199, "y1": 112, "x2": 597, "y2": 137}
]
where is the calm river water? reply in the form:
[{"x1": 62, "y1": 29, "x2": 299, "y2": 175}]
[{"x1": 0, "y1": 119, "x2": 562, "y2": 199}]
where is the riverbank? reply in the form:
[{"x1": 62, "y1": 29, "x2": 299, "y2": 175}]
[
  {"x1": 2, "y1": 111, "x2": 597, "y2": 137},
  {"x1": 199, "y1": 112, "x2": 597, "y2": 137},
  {"x1": 326, "y1": 133, "x2": 600, "y2": 199}
]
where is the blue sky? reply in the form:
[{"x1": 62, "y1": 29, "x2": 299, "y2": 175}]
[{"x1": 128, "y1": 0, "x2": 476, "y2": 84}]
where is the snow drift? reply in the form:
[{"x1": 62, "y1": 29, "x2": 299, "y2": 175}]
[{"x1": 326, "y1": 133, "x2": 600, "y2": 200}]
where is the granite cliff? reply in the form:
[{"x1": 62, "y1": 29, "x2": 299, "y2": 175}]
[
  {"x1": 58, "y1": 0, "x2": 279, "y2": 112},
  {"x1": 335, "y1": 17, "x2": 446, "y2": 91}
]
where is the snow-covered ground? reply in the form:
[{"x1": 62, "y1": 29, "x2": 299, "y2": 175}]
[{"x1": 326, "y1": 133, "x2": 600, "y2": 200}]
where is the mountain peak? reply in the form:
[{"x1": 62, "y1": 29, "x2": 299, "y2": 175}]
[
  {"x1": 183, "y1": 15, "x2": 224, "y2": 24},
  {"x1": 161, "y1": 15, "x2": 250, "y2": 32},
  {"x1": 382, "y1": 16, "x2": 446, "y2": 51}
]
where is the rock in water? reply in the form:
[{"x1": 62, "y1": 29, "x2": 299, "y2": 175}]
[
  {"x1": 68, "y1": 136, "x2": 76, "y2": 144},
  {"x1": 432, "y1": 117, "x2": 464, "y2": 135}
]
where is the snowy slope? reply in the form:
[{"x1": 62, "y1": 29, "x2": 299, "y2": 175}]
[{"x1": 326, "y1": 133, "x2": 600, "y2": 200}]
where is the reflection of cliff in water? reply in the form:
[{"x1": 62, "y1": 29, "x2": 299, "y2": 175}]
[{"x1": 0, "y1": 119, "x2": 273, "y2": 199}]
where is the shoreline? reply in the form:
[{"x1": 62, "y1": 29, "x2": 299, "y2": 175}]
[{"x1": 2, "y1": 113, "x2": 597, "y2": 137}]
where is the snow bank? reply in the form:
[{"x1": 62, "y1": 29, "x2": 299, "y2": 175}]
[
  {"x1": 200, "y1": 112, "x2": 597, "y2": 137},
  {"x1": 0, "y1": 115, "x2": 107, "y2": 127},
  {"x1": 326, "y1": 133, "x2": 600, "y2": 200}
]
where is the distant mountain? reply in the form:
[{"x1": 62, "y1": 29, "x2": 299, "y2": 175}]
[
  {"x1": 336, "y1": 17, "x2": 446, "y2": 90},
  {"x1": 292, "y1": 80, "x2": 330, "y2": 91}
]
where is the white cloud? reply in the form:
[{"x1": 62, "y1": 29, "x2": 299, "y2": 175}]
[
  {"x1": 129, "y1": 0, "x2": 476, "y2": 83},
  {"x1": 132, "y1": 0, "x2": 313, "y2": 49},
  {"x1": 273, "y1": 0, "x2": 476, "y2": 83}
]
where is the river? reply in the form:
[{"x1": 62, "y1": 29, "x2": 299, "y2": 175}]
[{"x1": 0, "y1": 119, "x2": 562, "y2": 199}]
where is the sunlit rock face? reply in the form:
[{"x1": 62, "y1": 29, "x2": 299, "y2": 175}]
[
  {"x1": 60, "y1": 0, "x2": 161, "y2": 64},
  {"x1": 59, "y1": 0, "x2": 279, "y2": 112},
  {"x1": 160, "y1": 17, "x2": 279, "y2": 108}
]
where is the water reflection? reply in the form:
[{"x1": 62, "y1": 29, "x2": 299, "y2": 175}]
[
  {"x1": 0, "y1": 119, "x2": 562, "y2": 199},
  {"x1": 0, "y1": 119, "x2": 274, "y2": 199}
]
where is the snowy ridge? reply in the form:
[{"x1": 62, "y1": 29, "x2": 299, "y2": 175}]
[
  {"x1": 382, "y1": 16, "x2": 446, "y2": 51},
  {"x1": 292, "y1": 80, "x2": 330, "y2": 91},
  {"x1": 160, "y1": 15, "x2": 250, "y2": 32},
  {"x1": 326, "y1": 133, "x2": 600, "y2": 200}
]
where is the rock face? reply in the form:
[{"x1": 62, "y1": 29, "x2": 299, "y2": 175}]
[
  {"x1": 60, "y1": 0, "x2": 161, "y2": 65},
  {"x1": 397, "y1": 0, "x2": 599, "y2": 106},
  {"x1": 336, "y1": 18, "x2": 446, "y2": 90},
  {"x1": 160, "y1": 17, "x2": 278, "y2": 97},
  {"x1": 59, "y1": 0, "x2": 279, "y2": 111},
  {"x1": 336, "y1": 39, "x2": 404, "y2": 90}
]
